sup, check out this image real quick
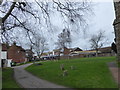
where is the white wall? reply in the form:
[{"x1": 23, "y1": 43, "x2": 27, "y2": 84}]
[
  {"x1": 1, "y1": 52, "x2": 7, "y2": 59},
  {"x1": 7, "y1": 59, "x2": 12, "y2": 67},
  {"x1": 52, "y1": 51, "x2": 55, "y2": 55},
  {"x1": 0, "y1": 44, "x2": 10, "y2": 67}
]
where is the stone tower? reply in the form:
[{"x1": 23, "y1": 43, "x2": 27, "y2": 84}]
[{"x1": 113, "y1": 0, "x2": 120, "y2": 62}]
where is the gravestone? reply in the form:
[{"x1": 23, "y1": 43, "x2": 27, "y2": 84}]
[
  {"x1": 60, "y1": 64, "x2": 65, "y2": 71},
  {"x1": 63, "y1": 70, "x2": 68, "y2": 76},
  {"x1": 70, "y1": 66, "x2": 75, "y2": 70}
]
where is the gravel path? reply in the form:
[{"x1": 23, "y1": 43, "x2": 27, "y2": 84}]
[
  {"x1": 108, "y1": 62, "x2": 120, "y2": 87},
  {"x1": 13, "y1": 63, "x2": 70, "y2": 88}
]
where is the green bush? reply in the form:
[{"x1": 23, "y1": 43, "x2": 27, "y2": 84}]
[{"x1": 11, "y1": 62, "x2": 16, "y2": 66}]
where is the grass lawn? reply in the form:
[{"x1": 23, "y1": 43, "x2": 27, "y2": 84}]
[
  {"x1": 26, "y1": 56, "x2": 118, "y2": 88},
  {"x1": 118, "y1": 62, "x2": 120, "y2": 67},
  {"x1": 2, "y1": 68, "x2": 20, "y2": 88}
]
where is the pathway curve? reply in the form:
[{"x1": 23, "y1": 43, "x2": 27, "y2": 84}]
[
  {"x1": 13, "y1": 63, "x2": 69, "y2": 88},
  {"x1": 108, "y1": 62, "x2": 120, "y2": 87}
]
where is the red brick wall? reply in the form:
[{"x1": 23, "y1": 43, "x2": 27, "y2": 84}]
[{"x1": 7, "y1": 45, "x2": 26, "y2": 63}]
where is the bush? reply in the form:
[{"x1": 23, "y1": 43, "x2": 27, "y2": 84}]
[{"x1": 11, "y1": 62, "x2": 16, "y2": 66}]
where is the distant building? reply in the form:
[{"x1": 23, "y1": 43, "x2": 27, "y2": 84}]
[
  {"x1": 62, "y1": 46, "x2": 115, "y2": 59},
  {"x1": 70, "y1": 50, "x2": 97, "y2": 57},
  {"x1": 52, "y1": 47, "x2": 83, "y2": 59},
  {"x1": 40, "y1": 46, "x2": 115, "y2": 60},
  {"x1": 53, "y1": 48, "x2": 62, "y2": 56},
  {"x1": 53, "y1": 47, "x2": 83, "y2": 56}
]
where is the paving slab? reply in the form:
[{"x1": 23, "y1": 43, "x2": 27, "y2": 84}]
[{"x1": 108, "y1": 62, "x2": 120, "y2": 88}]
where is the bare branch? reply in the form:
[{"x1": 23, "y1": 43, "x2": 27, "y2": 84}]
[{"x1": 2, "y1": 2, "x2": 16, "y2": 24}]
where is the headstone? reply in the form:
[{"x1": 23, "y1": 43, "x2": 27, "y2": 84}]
[
  {"x1": 60, "y1": 64, "x2": 64, "y2": 71},
  {"x1": 70, "y1": 66, "x2": 75, "y2": 70},
  {"x1": 63, "y1": 70, "x2": 68, "y2": 76}
]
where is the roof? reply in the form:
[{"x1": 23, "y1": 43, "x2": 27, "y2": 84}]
[
  {"x1": 2, "y1": 43, "x2": 9, "y2": 51},
  {"x1": 16, "y1": 46, "x2": 25, "y2": 51},
  {"x1": 69, "y1": 47, "x2": 83, "y2": 51},
  {"x1": 8, "y1": 43, "x2": 25, "y2": 52},
  {"x1": 1, "y1": 43, "x2": 26, "y2": 53}
]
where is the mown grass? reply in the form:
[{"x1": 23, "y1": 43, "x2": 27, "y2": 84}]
[
  {"x1": 118, "y1": 62, "x2": 120, "y2": 67},
  {"x1": 26, "y1": 56, "x2": 118, "y2": 88},
  {"x1": 2, "y1": 68, "x2": 20, "y2": 88}
]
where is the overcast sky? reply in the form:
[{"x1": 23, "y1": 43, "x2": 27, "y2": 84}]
[
  {"x1": 44, "y1": 1, "x2": 116, "y2": 51},
  {"x1": 0, "y1": 1, "x2": 116, "y2": 51},
  {"x1": 72, "y1": 1, "x2": 115, "y2": 50}
]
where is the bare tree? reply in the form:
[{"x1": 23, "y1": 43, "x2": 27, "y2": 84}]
[
  {"x1": 56, "y1": 28, "x2": 72, "y2": 48},
  {"x1": 33, "y1": 34, "x2": 48, "y2": 59},
  {"x1": 0, "y1": 1, "x2": 38, "y2": 44},
  {"x1": 0, "y1": 0, "x2": 93, "y2": 44},
  {"x1": 89, "y1": 30, "x2": 107, "y2": 57}
]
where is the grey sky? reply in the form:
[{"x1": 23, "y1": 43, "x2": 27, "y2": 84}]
[
  {"x1": 0, "y1": 1, "x2": 116, "y2": 52},
  {"x1": 71, "y1": 1, "x2": 115, "y2": 50},
  {"x1": 44, "y1": 1, "x2": 116, "y2": 51}
]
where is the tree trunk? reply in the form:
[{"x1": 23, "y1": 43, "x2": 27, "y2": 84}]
[
  {"x1": 96, "y1": 52, "x2": 98, "y2": 57},
  {"x1": 96, "y1": 49, "x2": 98, "y2": 57},
  {"x1": 38, "y1": 55, "x2": 41, "y2": 59}
]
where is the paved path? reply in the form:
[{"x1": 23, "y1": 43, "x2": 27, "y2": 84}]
[
  {"x1": 108, "y1": 62, "x2": 120, "y2": 87},
  {"x1": 13, "y1": 63, "x2": 69, "y2": 88}
]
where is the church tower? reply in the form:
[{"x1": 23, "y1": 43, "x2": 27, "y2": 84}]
[{"x1": 113, "y1": 0, "x2": 120, "y2": 62}]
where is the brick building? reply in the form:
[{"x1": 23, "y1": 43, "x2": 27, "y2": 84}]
[{"x1": 7, "y1": 42, "x2": 26, "y2": 63}]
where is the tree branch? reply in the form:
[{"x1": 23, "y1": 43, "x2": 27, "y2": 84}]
[{"x1": 2, "y1": 2, "x2": 16, "y2": 24}]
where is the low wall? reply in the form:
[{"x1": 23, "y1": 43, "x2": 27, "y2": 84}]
[
  {"x1": 60, "y1": 54, "x2": 85, "y2": 60},
  {"x1": 60, "y1": 53, "x2": 116, "y2": 60}
]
